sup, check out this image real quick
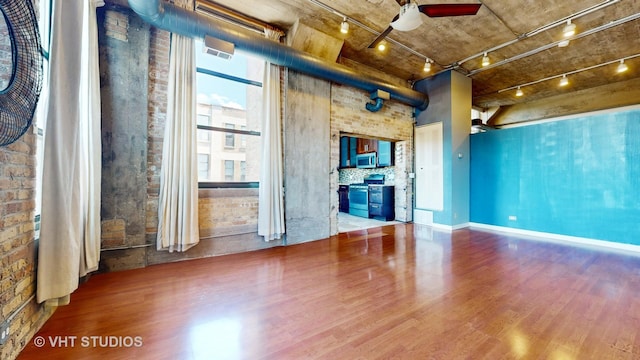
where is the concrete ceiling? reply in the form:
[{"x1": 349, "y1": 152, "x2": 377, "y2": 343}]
[{"x1": 197, "y1": 0, "x2": 640, "y2": 110}]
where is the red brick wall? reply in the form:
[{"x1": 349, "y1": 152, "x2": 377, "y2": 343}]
[{"x1": 145, "y1": 26, "x2": 170, "y2": 243}]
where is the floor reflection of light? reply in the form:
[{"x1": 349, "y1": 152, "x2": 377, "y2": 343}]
[
  {"x1": 510, "y1": 330, "x2": 529, "y2": 358},
  {"x1": 191, "y1": 318, "x2": 242, "y2": 360},
  {"x1": 551, "y1": 349, "x2": 575, "y2": 360}
]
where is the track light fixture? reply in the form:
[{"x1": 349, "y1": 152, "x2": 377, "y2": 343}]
[
  {"x1": 617, "y1": 59, "x2": 628, "y2": 73},
  {"x1": 515, "y1": 87, "x2": 523, "y2": 97},
  {"x1": 559, "y1": 74, "x2": 569, "y2": 87},
  {"x1": 558, "y1": 39, "x2": 570, "y2": 48},
  {"x1": 563, "y1": 20, "x2": 576, "y2": 38},
  {"x1": 498, "y1": 53, "x2": 639, "y2": 96},
  {"x1": 340, "y1": 17, "x2": 349, "y2": 34},
  {"x1": 423, "y1": 58, "x2": 432, "y2": 72},
  {"x1": 481, "y1": 52, "x2": 490, "y2": 67}
]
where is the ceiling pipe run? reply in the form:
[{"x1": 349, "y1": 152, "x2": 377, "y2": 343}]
[{"x1": 128, "y1": 0, "x2": 429, "y2": 111}]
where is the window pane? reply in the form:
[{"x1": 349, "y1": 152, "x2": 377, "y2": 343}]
[
  {"x1": 225, "y1": 123, "x2": 235, "y2": 148},
  {"x1": 197, "y1": 129, "x2": 261, "y2": 182},
  {"x1": 195, "y1": 41, "x2": 264, "y2": 184},
  {"x1": 198, "y1": 154, "x2": 210, "y2": 180},
  {"x1": 197, "y1": 114, "x2": 211, "y2": 142},
  {"x1": 224, "y1": 160, "x2": 234, "y2": 181}
]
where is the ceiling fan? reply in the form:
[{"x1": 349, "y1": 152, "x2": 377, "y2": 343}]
[{"x1": 368, "y1": 0, "x2": 482, "y2": 49}]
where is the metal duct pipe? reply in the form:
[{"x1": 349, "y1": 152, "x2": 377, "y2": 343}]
[
  {"x1": 366, "y1": 98, "x2": 385, "y2": 112},
  {"x1": 128, "y1": 0, "x2": 429, "y2": 111}
]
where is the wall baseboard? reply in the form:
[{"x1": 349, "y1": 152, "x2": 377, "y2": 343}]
[
  {"x1": 469, "y1": 222, "x2": 640, "y2": 255},
  {"x1": 427, "y1": 222, "x2": 470, "y2": 232}
]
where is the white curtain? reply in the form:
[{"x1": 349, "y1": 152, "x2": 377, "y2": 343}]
[
  {"x1": 37, "y1": 0, "x2": 104, "y2": 306},
  {"x1": 258, "y1": 29, "x2": 286, "y2": 242},
  {"x1": 156, "y1": 32, "x2": 200, "y2": 252}
]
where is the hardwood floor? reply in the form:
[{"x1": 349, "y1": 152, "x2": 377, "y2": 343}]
[{"x1": 18, "y1": 224, "x2": 640, "y2": 359}]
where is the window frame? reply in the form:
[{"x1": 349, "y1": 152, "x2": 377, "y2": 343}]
[{"x1": 195, "y1": 56, "x2": 263, "y2": 189}]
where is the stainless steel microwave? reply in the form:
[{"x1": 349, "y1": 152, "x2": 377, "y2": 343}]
[{"x1": 356, "y1": 152, "x2": 376, "y2": 168}]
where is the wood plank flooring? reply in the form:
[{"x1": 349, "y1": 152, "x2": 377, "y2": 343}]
[{"x1": 18, "y1": 224, "x2": 640, "y2": 359}]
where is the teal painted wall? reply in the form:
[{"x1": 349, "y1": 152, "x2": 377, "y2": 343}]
[{"x1": 470, "y1": 109, "x2": 640, "y2": 245}]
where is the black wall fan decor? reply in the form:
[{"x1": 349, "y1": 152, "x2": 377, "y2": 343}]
[{"x1": 0, "y1": 0, "x2": 43, "y2": 147}]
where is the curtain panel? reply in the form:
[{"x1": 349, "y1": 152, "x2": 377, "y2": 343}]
[
  {"x1": 156, "y1": 33, "x2": 200, "y2": 252},
  {"x1": 37, "y1": 0, "x2": 104, "y2": 305},
  {"x1": 258, "y1": 29, "x2": 286, "y2": 242}
]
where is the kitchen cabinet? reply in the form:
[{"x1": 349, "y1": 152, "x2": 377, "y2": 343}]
[
  {"x1": 349, "y1": 137, "x2": 357, "y2": 166},
  {"x1": 340, "y1": 137, "x2": 349, "y2": 168},
  {"x1": 338, "y1": 185, "x2": 349, "y2": 213},
  {"x1": 340, "y1": 136, "x2": 360, "y2": 168},
  {"x1": 357, "y1": 138, "x2": 378, "y2": 154},
  {"x1": 368, "y1": 185, "x2": 394, "y2": 221},
  {"x1": 377, "y1": 140, "x2": 394, "y2": 167}
]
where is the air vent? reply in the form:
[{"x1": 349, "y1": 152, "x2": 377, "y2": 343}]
[{"x1": 203, "y1": 35, "x2": 234, "y2": 60}]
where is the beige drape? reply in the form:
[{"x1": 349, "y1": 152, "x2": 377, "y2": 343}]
[
  {"x1": 156, "y1": 29, "x2": 200, "y2": 252},
  {"x1": 258, "y1": 29, "x2": 286, "y2": 241},
  {"x1": 37, "y1": 0, "x2": 103, "y2": 305}
]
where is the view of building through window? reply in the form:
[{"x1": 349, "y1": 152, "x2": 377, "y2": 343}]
[{"x1": 195, "y1": 41, "x2": 264, "y2": 184}]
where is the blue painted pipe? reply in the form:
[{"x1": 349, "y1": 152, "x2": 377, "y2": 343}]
[
  {"x1": 128, "y1": 0, "x2": 429, "y2": 110},
  {"x1": 366, "y1": 98, "x2": 385, "y2": 112}
]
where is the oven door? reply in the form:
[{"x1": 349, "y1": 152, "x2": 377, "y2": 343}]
[{"x1": 348, "y1": 186, "x2": 369, "y2": 218}]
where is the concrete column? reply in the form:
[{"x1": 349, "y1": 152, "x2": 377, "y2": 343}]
[
  {"x1": 284, "y1": 70, "x2": 331, "y2": 244},
  {"x1": 413, "y1": 70, "x2": 472, "y2": 228}
]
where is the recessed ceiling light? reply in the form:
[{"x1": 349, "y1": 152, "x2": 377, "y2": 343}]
[{"x1": 377, "y1": 40, "x2": 387, "y2": 52}]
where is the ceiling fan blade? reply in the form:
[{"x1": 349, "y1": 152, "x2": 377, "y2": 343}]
[
  {"x1": 368, "y1": 26, "x2": 394, "y2": 49},
  {"x1": 418, "y1": 3, "x2": 481, "y2": 17}
]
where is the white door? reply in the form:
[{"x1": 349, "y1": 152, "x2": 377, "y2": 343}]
[{"x1": 415, "y1": 122, "x2": 443, "y2": 211}]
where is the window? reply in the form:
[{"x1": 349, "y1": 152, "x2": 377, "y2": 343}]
[
  {"x1": 35, "y1": 0, "x2": 52, "y2": 240},
  {"x1": 195, "y1": 40, "x2": 263, "y2": 187},
  {"x1": 240, "y1": 125, "x2": 247, "y2": 150},
  {"x1": 224, "y1": 160, "x2": 234, "y2": 181},
  {"x1": 197, "y1": 114, "x2": 211, "y2": 142},
  {"x1": 198, "y1": 154, "x2": 210, "y2": 180},
  {"x1": 224, "y1": 123, "x2": 235, "y2": 148}
]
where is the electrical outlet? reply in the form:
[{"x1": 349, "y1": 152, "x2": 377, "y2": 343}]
[
  {"x1": 508, "y1": 215, "x2": 517, "y2": 221},
  {"x1": 0, "y1": 321, "x2": 9, "y2": 345}
]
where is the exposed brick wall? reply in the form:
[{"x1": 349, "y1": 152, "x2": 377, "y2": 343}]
[
  {"x1": 198, "y1": 189, "x2": 259, "y2": 236},
  {"x1": 145, "y1": 26, "x2": 170, "y2": 245},
  {"x1": 104, "y1": 9, "x2": 129, "y2": 43},
  {"x1": 0, "y1": 130, "x2": 54, "y2": 360},
  {"x1": 98, "y1": 5, "x2": 150, "y2": 271}
]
